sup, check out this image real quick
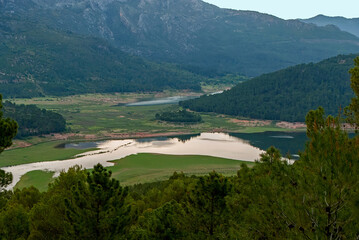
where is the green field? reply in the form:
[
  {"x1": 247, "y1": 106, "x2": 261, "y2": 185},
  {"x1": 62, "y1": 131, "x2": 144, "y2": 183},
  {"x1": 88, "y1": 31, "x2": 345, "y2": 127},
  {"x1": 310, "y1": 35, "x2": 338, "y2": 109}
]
[
  {"x1": 14, "y1": 153, "x2": 253, "y2": 191},
  {"x1": 0, "y1": 141, "x2": 96, "y2": 167},
  {"x1": 108, "y1": 153, "x2": 253, "y2": 185},
  {"x1": 8, "y1": 93, "x2": 293, "y2": 138},
  {"x1": 15, "y1": 170, "x2": 55, "y2": 192}
]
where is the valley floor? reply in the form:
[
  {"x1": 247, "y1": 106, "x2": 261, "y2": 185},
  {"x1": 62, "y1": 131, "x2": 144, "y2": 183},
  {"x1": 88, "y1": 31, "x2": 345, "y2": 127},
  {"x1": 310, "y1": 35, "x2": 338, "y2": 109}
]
[
  {"x1": 7, "y1": 91, "x2": 305, "y2": 150},
  {"x1": 1, "y1": 91, "x2": 306, "y2": 191}
]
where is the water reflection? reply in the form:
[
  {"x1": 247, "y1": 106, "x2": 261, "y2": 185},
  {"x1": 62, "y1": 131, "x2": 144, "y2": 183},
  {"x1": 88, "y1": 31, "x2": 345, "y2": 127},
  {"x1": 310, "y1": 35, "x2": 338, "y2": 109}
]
[
  {"x1": 169, "y1": 133, "x2": 201, "y2": 143},
  {"x1": 63, "y1": 142, "x2": 102, "y2": 149},
  {"x1": 229, "y1": 132, "x2": 307, "y2": 157},
  {"x1": 2, "y1": 133, "x2": 265, "y2": 189},
  {"x1": 2, "y1": 132, "x2": 308, "y2": 189},
  {"x1": 125, "y1": 96, "x2": 198, "y2": 106}
]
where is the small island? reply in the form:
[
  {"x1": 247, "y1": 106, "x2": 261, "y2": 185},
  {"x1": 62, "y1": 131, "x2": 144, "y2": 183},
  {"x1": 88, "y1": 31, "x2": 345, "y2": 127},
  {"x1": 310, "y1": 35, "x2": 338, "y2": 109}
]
[{"x1": 155, "y1": 109, "x2": 202, "y2": 123}]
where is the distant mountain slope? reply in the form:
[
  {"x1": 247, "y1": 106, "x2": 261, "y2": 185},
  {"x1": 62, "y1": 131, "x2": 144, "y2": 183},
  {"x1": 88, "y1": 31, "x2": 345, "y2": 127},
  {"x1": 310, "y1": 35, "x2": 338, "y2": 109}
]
[
  {"x1": 300, "y1": 15, "x2": 359, "y2": 38},
  {"x1": 2, "y1": 0, "x2": 359, "y2": 76},
  {"x1": 180, "y1": 54, "x2": 357, "y2": 122},
  {"x1": 0, "y1": 15, "x2": 202, "y2": 98}
]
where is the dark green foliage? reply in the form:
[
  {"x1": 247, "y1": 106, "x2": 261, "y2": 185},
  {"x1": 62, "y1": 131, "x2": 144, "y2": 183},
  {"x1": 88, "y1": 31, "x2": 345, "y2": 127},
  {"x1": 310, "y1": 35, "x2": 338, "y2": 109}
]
[
  {"x1": 345, "y1": 57, "x2": 359, "y2": 127},
  {"x1": 181, "y1": 54, "x2": 357, "y2": 122},
  {"x1": 0, "y1": 93, "x2": 17, "y2": 211},
  {"x1": 0, "y1": 96, "x2": 17, "y2": 153},
  {"x1": 0, "y1": 204, "x2": 30, "y2": 239},
  {"x1": 155, "y1": 110, "x2": 202, "y2": 123},
  {"x1": 130, "y1": 200, "x2": 187, "y2": 240},
  {"x1": 0, "y1": 171, "x2": 12, "y2": 192},
  {"x1": 292, "y1": 108, "x2": 359, "y2": 239},
  {"x1": 28, "y1": 166, "x2": 87, "y2": 240},
  {"x1": 0, "y1": 15, "x2": 202, "y2": 98},
  {"x1": 186, "y1": 171, "x2": 232, "y2": 238},
  {"x1": 65, "y1": 164, "x2": 129, "y2": 239},
  {"x1": 0, "y1": 187, "x2": 42, "y2": 240},
  {"x1": 3, "y1": 101, "x2": 66, "y2": 137}
]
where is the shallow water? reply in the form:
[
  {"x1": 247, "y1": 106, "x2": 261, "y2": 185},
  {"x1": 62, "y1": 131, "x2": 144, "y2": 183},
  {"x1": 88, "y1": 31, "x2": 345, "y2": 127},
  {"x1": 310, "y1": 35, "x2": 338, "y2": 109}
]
[{"x1": 125, "y1": 96, "x2": 198, "y2": 106}]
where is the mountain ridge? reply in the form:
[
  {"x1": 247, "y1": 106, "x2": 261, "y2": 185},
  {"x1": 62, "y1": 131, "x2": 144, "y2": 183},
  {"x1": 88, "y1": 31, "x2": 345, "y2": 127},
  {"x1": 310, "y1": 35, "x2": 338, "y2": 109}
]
[
  {"x1": 0, "y1": 14, "x2": 203, "y2": 98},
  {"x1": 2, "y1": 0, "x2": 359, "y2": 76},
  {"x1": 300, "y1": 15, "x2": 359, "y2": 38}
]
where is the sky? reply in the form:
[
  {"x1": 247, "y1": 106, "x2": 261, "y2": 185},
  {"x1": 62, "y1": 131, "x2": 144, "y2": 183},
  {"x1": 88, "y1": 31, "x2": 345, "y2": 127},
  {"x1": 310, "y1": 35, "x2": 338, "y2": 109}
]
[{"x1": 203, "y1": 0, "x2": 359, "y2": 20}]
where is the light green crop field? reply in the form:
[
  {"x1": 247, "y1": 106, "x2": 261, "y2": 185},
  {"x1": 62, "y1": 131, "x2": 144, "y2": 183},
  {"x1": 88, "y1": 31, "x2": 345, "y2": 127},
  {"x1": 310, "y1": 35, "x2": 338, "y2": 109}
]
[
  {"x1": 15, "y1": 170, "x2": 55, "y2": 192},
  {"x1": 0, "y1": 141, "x2": 97, "y2": 167},
  {"x1": 14, "y1": 153, "x2": 254, "y2": 191},
  {"x1": 107, "y1": 153, "x2": 254, "y2": 185}
]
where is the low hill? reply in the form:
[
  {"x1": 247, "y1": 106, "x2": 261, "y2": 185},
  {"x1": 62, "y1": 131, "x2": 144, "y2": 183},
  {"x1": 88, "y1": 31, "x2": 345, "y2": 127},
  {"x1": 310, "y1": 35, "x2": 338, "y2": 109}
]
[
  {"x1": 0, "y1": 15, "x2": 202, "y2": 98},
  {"x1": 180, "y1": 54, "x2": 357, "y2": 122},
  {"x1": 300, "y1": 15, "x2": 359, "y2": 38}
]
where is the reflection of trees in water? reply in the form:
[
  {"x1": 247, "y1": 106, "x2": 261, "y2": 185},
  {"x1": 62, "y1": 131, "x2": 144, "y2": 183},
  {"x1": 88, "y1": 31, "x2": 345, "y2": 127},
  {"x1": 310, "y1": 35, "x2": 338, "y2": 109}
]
[
  {"x1": 171, "y1": 133, "x2": 201, "y2": 143},
  {"x1": 229, "y1": 132, "x2": 308, "y2": 158}
]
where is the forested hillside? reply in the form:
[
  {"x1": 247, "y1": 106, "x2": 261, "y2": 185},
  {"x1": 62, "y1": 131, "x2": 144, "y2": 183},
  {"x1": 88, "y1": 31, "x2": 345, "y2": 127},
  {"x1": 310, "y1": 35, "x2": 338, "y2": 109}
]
[
  {"x1": 0, "y1": 15, "x2": 203, "y2": 98},
  {"x1": 2, "y1": 0, "x2": 359, "y2": 76},
  {"x1": 180, "y1": 54, "x2": 357, "y2": 122},
  {"x1": 2, "y1": 101, "x2": 66, "y2": 137}
]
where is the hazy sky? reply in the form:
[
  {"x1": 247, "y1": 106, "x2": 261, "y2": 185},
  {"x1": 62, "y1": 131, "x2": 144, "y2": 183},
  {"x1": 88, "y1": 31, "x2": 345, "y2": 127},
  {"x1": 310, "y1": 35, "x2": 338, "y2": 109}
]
[{"x1": 203, "y1": 0, "x2": 359, "y2": 19}]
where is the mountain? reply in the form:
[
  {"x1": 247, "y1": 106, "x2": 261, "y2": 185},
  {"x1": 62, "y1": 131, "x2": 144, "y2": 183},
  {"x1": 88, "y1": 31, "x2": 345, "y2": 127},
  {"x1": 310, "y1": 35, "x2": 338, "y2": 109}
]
[
  {"x1": 2, "y1": 0, "x2": 359, "y2": 77},
  {"x1": 300, "y1": 15, "x2": 359, "y2": 38},
  {"x1": 0, "y1": 15, "x2": 203, "y2": 98},
  {"x1": 180, "y1": 54, "x2": 358, "y2": 122}
]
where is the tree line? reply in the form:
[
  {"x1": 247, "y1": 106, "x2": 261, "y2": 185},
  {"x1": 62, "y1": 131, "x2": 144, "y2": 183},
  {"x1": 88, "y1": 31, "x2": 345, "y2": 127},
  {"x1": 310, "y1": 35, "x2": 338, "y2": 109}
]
[
  {"x1": 155, "y1": 110, "x2": 202, "y2": 123},
  {"x1": 2, "y1": 101, "x2": 66, "y2": 138}
]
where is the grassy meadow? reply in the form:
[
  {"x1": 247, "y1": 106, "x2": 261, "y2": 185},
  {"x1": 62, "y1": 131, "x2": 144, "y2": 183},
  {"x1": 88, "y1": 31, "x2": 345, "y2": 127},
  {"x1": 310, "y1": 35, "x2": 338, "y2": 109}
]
[
  {"x1": 15, "y1": 170, "x2": 55, "y2": 192},
  {"x1": 0, "y1": 141, "x2": 97, "y2": 167},
  {"x1": 8, "y1": 92, "x2": 293, "y2": 138},
  {"x1": 15, "y1": 153, "x2": 253, "y2": 191}
]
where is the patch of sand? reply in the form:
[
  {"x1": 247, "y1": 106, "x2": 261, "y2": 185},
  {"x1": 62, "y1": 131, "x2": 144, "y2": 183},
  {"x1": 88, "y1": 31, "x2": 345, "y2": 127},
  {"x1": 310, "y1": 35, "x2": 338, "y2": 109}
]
[
  {"x1": 229, "y1": 119, "x2": 272, "y2": 127},
  {"x1": 276, "y1": 122, "x2": 306, "y2": 129}
]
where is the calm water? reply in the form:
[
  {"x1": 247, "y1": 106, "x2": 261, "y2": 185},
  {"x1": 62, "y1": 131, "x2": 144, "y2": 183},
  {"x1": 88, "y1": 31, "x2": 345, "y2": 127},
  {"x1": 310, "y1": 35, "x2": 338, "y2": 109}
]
[
  {"x1": 230, "y1": 131, "x2": 308, "y2": 157},
  {"x1": 2, "y1": 132, "x2": 307, "y2": 189},
  {"x1": 125, "y1": 96, "x2": 198, "y2": 106}
]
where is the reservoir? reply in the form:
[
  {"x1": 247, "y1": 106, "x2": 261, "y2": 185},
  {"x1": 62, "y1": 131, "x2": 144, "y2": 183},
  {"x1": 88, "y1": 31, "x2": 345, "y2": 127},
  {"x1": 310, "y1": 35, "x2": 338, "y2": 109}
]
[
  {"x1": 125, "y1": 96, "x2": 198, "y2": 106},
  {"x1": 2, "y1": 132, "x2": 307, "y2": 189}
]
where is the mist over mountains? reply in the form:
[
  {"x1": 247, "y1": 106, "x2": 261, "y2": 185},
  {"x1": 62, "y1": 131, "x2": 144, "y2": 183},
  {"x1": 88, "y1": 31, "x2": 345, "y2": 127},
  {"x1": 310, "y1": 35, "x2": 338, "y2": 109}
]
[
  {"x1": 1, "y1": 0, "x2": 359, "y2": 77},
  {"x1": 300, "y1": 15, "x2": 359, "y2": 38}
]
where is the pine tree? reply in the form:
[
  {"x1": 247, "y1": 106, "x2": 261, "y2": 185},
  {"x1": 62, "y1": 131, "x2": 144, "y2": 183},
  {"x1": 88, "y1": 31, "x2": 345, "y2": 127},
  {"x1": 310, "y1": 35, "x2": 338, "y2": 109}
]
[
  {"x1": 0, "y1": 94, "x2": 18, "y2": 191},
  {"x1": 65, "y1": 164, "x2": 129, "y2": 239}
]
